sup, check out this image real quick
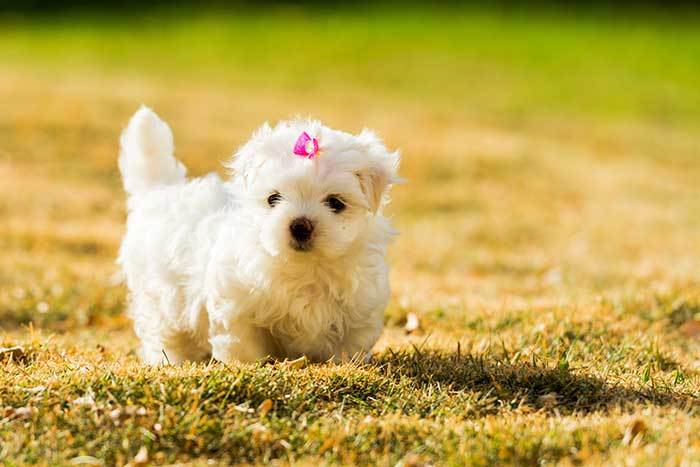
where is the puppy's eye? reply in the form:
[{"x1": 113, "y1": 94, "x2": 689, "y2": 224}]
[
  {"x1": 267, "y1": 193, "x2": 282, "y2": 207},
  {"x1": 324, "y1": 195, "x2": 346, "y2": 213}
]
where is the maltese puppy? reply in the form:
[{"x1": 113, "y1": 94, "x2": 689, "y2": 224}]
[{"x1": 117, "y1": 107, "x2": 400, "y2": 364}]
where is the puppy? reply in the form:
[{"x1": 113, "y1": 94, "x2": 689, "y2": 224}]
[{"x1": 117, "y1": 107, "x2": 400, "y2": 364}]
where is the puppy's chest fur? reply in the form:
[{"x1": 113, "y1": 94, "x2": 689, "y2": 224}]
[{"x1": 243, "y1": 261, "x2": 366, "y2": 359}]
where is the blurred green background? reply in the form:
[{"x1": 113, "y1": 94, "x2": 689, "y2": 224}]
[{"x1": 2, "y1": 3, "x2": 699, "y2": 125}]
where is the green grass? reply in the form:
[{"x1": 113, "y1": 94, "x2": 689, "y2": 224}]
[{"x1": 1, "y1": 5, "x2": 700, "y2": 465}]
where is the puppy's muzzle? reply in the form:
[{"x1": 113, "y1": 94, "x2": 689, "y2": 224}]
[{"x1": 289, "y1": 217, "x2": 314, "y2": 250}]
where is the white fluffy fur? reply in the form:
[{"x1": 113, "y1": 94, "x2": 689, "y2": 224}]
[{"x1": 117, "y1": 106, "x2": 400, "y2": 364}]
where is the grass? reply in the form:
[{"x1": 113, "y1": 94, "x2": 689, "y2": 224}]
[{"x1": 1, "y1": 5, "x2": 700, "y2": 465}]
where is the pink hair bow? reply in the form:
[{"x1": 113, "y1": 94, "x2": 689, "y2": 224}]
[{"x1": 293, "y1": 131, "x2": 320, "y2": 159}]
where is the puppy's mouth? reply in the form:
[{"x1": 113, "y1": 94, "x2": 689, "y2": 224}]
[{"x1": 290, "y1": 240, "x2": 313, "y2": 252}]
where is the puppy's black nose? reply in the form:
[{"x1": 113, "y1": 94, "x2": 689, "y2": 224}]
[{"x1": 290, "y1": 217, "x2": 314, "y2": 244}]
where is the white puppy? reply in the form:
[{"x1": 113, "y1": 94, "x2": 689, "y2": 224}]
[{"x1": 117, "y1": 107, "x2": 400, "y2": 364}]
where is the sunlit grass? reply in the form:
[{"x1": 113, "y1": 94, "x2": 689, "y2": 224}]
[{"x1": 1, "y1": 6, "x2": 699, "y2": 465}]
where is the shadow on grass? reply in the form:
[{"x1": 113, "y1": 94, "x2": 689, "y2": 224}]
[
  {"x1": 3, "y1": 339, "x2": 696, "y2": 423},
  {"x1": 370, "y1": 347, "x2": 698, "y2": 415}
]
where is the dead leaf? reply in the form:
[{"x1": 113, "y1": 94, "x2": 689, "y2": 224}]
[
  {"x1": 250, "y1": 422, "x2": 268, "y2": 434},
  {"x1": 72, "y1": 393, "x2": 95, "y2": 407},
  {"x1": 0, "y1": 346, "x2": 26, "y2": 362},
  {"x1": 622, "y1": 419, "x2": 647, "y2": 446},
  {"x1": 400, "y1": 453, "x2": 433, "y2": 467},
  {"x1": 404, "y1": 313, "x2": 421, "y2": 334},
  {"x1": 69, "y1": 455, "x2": 103, "y2": 465},
  {"x1": 258, "y1": 399, "x2": 273, "y2": 417},
  {"x1": 276, "y1": 439, "x2": 291, "y2": 450},
  {"x1": 132, "y1": 446, "x2": 148, "y2": 465},
  {"x1": 537, "y1": 392, "x2": 559, "y2": 409},
  {"x1": 281, "y1": 356, "x2": 308, "y2": 369},
  {"x1": 680, "y1": 320, "x2": 700, "y2": 338},
  {"x1": 6, "y1": 406, "x2": 35, "y2": 419},
  {"x1": 109, "y1": 408, "x2": 123, "y2": 422},
  {"x1": 318, "y1": 436, "x2": 336, "y2": 453},
  {"x1": 233, "y1": 404, "x2": 254, "y2": 413}
]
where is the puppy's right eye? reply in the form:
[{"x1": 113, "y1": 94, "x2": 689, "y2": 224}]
[{"x1": 267, "y1": 193, "x2": 282, "y2": 207}]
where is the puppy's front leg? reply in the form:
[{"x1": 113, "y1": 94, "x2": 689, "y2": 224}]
[
  {"x1": 331, "y1": 319, "x2": 383, "y2": 364},
  {"x1": 209, "y1": 318, "x2": 274, "y2": 364}
]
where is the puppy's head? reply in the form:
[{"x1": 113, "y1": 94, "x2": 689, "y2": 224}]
[{"x1": 227, "y1": 120, "x2": 400, "y2": 260}]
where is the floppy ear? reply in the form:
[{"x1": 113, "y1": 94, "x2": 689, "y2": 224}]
[
  {"x1": 355, "y1": 129, "x2": 401, "y2": 214},
  {"x1": 223, "y1": 122, "x2": 273, "y2": 185},
  {"x1": 356, "y1": 168, "x2": 389, "y2": 214}
]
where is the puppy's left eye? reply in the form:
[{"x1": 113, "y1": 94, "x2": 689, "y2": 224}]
[
  {"x1": 267, "y1": 192, "x2": 282, "y2": 207},
  {"x1": 324, "y1": 195, "x2": 346, "y2": 213}
]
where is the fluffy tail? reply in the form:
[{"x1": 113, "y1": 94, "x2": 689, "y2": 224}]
[{"x1": 119, "y1": 106, "x2": 187, "y2": 196}]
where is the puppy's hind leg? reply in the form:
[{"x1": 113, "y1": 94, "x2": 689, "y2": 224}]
[{"x1": 130, "y1": 296, "x2": 210, "y2": 365}]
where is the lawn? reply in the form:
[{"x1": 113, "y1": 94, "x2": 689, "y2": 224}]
[{"x1": 1, "y1": 5, "x2": 700, "y2": 465}]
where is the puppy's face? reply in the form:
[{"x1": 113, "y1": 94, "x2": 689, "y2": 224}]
[
  {"x1": 229, "y1": 121, "x2": 399, "y2": 261},
  {"x1": 256, "y1": 166, "x2": 368, "y2": 258}
]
